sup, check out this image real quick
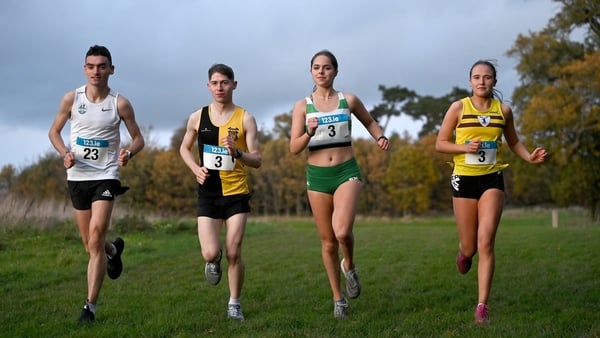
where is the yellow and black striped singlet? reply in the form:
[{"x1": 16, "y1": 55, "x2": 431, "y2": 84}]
[{"x1": 453, "y1": 97, "x2": 509, "y2": 176}]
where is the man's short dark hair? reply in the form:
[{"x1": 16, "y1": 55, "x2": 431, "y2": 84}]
[
  {"x1": 208, "y1": 64, "x2": 234, "y2": 80},
  {"x1": 86, "y1": 45, "x2": 112, "y2": 65}
]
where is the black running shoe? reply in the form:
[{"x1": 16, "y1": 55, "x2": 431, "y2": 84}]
[
  {"x1": 77, "y1": 305, "x2": 95, "y2": 324},
  {"x1": 107, "y1": 237, "x2": 125, "y2": 279}
]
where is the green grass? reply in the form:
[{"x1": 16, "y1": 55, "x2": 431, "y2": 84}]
[{"x1": 1, "y1": 210, "x2": 598, "y2": 337}]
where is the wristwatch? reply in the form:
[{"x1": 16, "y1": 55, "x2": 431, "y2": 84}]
[{"x1": 234, "y1": 148, "x2": 242, "y2": 159}]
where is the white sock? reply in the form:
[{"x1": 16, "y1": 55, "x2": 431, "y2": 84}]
[
  {"x1": 107, "y1": 243, "x2": 117, "y2": 258},
  {"x1": 229, "y1": 298, "x2": 240, "y2": 305}
]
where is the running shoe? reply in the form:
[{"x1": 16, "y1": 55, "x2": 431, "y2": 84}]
[
  {"x1": 77, "y1": 304, "x2": 95, "y2": 324},
  {"x1": 227, "y1": 304, "x2": 245, "y2": 321},
  {"x1": 456, "y1": 252, "x2": 472, "y2": 274},
  {"x1": 475, "y1": 303, "x2": 490, "y2": 324},
  {"x1": 333, "y1": 297, "x2": 349, "y2": 319},
  {"x1": 205, "y1": 249, "x2": 222, "y2": 285},
  {"x1": 107, "y1": 237, "x2": 125, "y2": 279},
  {"x1": 340, "y1": 258, "x2": 361, "y2": 299}
]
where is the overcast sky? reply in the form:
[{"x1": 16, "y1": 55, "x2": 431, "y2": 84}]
[{"x1": 0, "y1": 0, "x2": 560, "y2": 170}]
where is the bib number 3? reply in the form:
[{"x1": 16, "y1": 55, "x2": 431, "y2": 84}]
[
  {"x1": 465, "y1": 141, "x2": 498, "y2": 165},
  {"x1": 203, "y1": 144, "x2": 236, "y2": 171}
]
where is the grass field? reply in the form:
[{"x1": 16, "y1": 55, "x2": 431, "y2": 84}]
[{"x1": 1, "y1": 209, "x2": 598, "y2": 337}]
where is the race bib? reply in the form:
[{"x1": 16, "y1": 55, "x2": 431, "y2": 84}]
[
  {"x1": 311, "y1": 113, "x2": 350, "y2": 143},
  {"x1": 74, "y1": 137, "x2": 110, "y2": 163},
  {"x1": 203, "y1": 144, "x2": 236, "y2": 171},
  {"x1": 465, "y1": 140, "x2": 498, "y2": 165}
]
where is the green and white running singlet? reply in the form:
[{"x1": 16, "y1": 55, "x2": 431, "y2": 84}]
[{"x1": 306, "y1": 92, "x2": 352, "y2": 151}]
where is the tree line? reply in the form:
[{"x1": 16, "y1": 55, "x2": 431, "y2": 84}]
[{"x1": 1, "y1": 0, "x2": 598, "y2": 221}]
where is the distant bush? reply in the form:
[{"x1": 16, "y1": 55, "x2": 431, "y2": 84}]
[
  {"x1": 151, "y1": 218, "x2": 196, "y2": 234},
  {"x1": 112, "y1": 215, "x2": 195, "y2": 234},
  {"x1": 113, "y1": 214, "x2": 154, "y2": 233}
]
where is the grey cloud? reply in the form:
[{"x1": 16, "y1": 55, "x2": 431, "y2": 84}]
[{"x1": 0, "y1": 0, "x2": 558, "y2": 168}]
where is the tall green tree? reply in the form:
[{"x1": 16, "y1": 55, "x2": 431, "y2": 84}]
[
  {"x1": 507, "y1": 0, "x2": 600, "y2": 220},
  {"x1": 370, "y1": 85, "x2": 417, "y2": 134},
  {"x1": 403, "y1": 87, "x2": 470, "y2": 137}
]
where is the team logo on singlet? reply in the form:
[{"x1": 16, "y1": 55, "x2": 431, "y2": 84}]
[
  {"x1": 227, "y1": 127, "x2": 240, "y2": 140},
  {"x1": 451, "y1": 174, "x2": 460, "y2": 191},
  {"x1": 478, "y1": 115, "x2": 490, "y2": 127},
  {"x1": 77, "y1": 103, "x2": 87, "y2": 115}
]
